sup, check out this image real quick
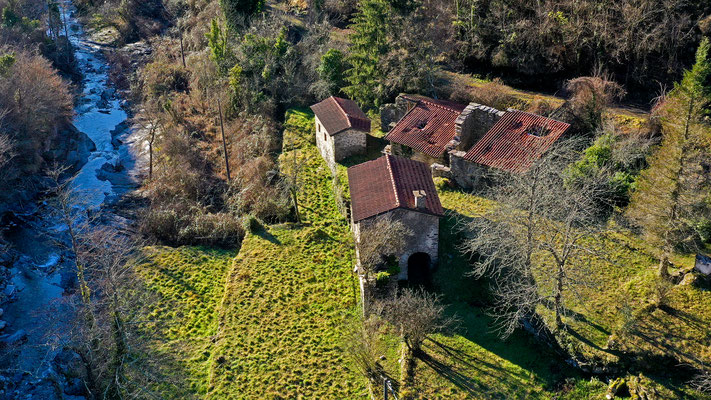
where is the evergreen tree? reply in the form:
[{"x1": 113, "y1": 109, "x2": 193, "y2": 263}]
[
  {"x1": 627, "y1": 38, "x2": 711, "y2": 280},
  {"x1": 317, "y1": 49, "x2": 347, "y2": 96},
  {"x1": 343, "y1": 0, "x2": 390, "y2": 109}
]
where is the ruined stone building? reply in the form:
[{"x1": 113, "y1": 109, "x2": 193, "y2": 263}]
[
  {"x1": 382, "y1": 94, "x2": 503, "y2": 166},
  {"x1": 449, "y1": 110, "x2": 571, "y2": 189},
  {"x1": 310, "y1": 96, "x2": 370, "y2": 170},
  {"x1": 348, "y1": 154, "x2": 443, "y2": 283}
]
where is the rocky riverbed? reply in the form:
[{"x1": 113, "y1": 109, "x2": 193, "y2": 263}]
[{"x1": 0, "y1": 1, "x2": 149, "y2": 398}]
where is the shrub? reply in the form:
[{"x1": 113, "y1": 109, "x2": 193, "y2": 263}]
[
  {"x1": 469, "y1": 78, "x2": 524, "y2": 110},
  {"x1": 564, "y1": 76, "x2": 625, "y2": 135},
  {"x1": 374, "y1": 271, "x2": 391, "y2": 288},
  {"x1": 141, "y1": 204, "x2": 244, "y2": 247},
  {"x1": 242, "y1": 214, "x2": 262, "y2": 233},
  {"x1": 142, "y1": 60, "x2": 190, "y2": 99}
]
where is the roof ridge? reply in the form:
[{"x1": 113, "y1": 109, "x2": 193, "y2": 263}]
[
  {"x1": 384, "y1": 154, "x2": 400, "y2": 208},
  {"x1": 507, "y1": 109, "x2": 569, "y2": 125},
  {"x1": 419, "y1": 98, "x2": 461, "y2": 114},
  {"x1": 332, "y1": 96, "x2": 353, "y2": 129}
]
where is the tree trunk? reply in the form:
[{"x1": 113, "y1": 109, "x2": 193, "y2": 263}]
[
  {"x1": 291, "y1": 188, "x2": 300, "y2": 223},
  {"x1": 148, "y1": 140, "x2": 153, "y2": 180},
  {"x1": 180, "y1": 31, "x2": 186, "y2": 68},
  {"x1": 217, "y1": 98, "x2": 231, "y2": 182},
  {"x1": 554, "y1": 262, "x2": 564, "y2": 330},
  {"x1": 658, "y1": 254, "x2": 671, "y2": 281}
]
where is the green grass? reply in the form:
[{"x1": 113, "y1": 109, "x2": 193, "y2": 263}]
[
  {"x1": 371, "y1": 182, "x2": 606, "y2": 399},
  {"x1": 435, "y1": 181, "x2": 711, "y2": 398},
  {"x1": 135, "y1": 246, "x2": 237, "y2": 396},
  {"x1": 204, "y1": 108, "x2": 366, "y2": 399},
  {"x1": 133, "y1": 108, "x2": 709, "y2": 399}
]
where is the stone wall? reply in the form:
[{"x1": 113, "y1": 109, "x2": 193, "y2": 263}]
[
  {"x1": 353, "y1": 209, "x2": 440, "y2": 281},
  {"x1": 455, "y1": 103, "x2": 504, "y2": 151},
  {"x1": 380, "y1": 94, "x2": 417, "y2": 132},
  {"x1": 315, "y1": 116, "x2": 366, "y2": 170},
  {"x1": 390, "y1": 143, "x2": 444, "y2": 166},
  {"x1": 449, "y1": 150, "x2": 491, "y2": 190},
  {"x1": 315, "y1": 115, "x2": 336, "y2": 169},
  {"x1": 333, "y1": 129, "x2": 367, "y2": 161}
]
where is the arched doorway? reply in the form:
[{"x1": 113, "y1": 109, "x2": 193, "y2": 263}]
[{"x1": 407, "y1": 252, "x2": 431, "y2": 287}]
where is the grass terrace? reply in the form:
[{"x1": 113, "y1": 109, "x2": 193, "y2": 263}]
[
  {"x1": 133, "y1": 108, "x2": 708, "y2": 399},
  {"x1": 435, "y1": 181, "x2": 711, "y2": 399},
  {"x1": 204, "y1": 108, "x2": 365, "y2": 399}
]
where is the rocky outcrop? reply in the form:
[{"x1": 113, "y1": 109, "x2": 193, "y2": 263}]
[{"x1": 44, "y1": 122, "x2": 96, "y2": 173}]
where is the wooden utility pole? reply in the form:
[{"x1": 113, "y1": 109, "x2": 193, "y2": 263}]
[
  {"x1": 217, "y1": 97, "x2": 231, "y2": 182},
  {"x1": 179, "y1": 30, "x2": 186, "y2": 68}
]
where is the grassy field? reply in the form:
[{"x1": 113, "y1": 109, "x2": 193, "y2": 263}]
[
  {"x1": 134, "y1": 108, "x2": 708, "y2": 399},
  {"x1": 435, "y1": 181, "x2": 711, "y2": 399},
  {"x1": 204, "y1": 108, "x2": 366, "y2": 399},
  {"x1": 135, "y1": 246, "x2": 237, "y2": 396}
]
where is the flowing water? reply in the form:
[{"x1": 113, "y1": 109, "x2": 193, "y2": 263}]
[{"x1": 0, "y1": 0, "x2": 140, "y2": 393}]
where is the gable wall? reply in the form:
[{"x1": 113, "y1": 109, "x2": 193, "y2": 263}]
[
  {"x1": 353, "y1": 208, "x2": 440, "y2": 281},
  {"x1": 334, "y1": 129, "x2": 367, "y2": 162}
]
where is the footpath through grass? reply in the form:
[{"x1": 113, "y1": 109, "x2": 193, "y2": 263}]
[{"x1": 205, "y1": 108, "x2": 365, "y2": 399}]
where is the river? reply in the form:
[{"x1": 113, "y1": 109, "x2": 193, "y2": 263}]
[{"x1": 0, "y1": 1, "x2": 143, "y2": 397}]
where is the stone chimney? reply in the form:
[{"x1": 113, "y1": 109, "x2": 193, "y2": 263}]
[
  {"x1": 454, "y1": 103, "x2": 505, "y2": 151},
  {"x1": 413, "y1": 190, "x2": 427, "y2": 210}
]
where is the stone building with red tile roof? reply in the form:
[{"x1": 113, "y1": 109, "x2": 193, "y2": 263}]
[
  {"x1": 449, "y1": 110, "x2": 570, "y2": 189},
  {"x1": 347, "y1": 154, "x2": 443, "y2": 283},
  {"x1": 383, "y1": 94, "x2": 504, "y2": 166},
  {"x1": 310, "y1": 96, "x2": 371, "y2": 170}
]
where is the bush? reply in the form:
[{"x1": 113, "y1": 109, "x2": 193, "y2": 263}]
[
  {"x1": 374, "y1": 271, "x2": 391, "y2": 288},
  {"x1": 141, "y1": 204, "x2": 244, "y2": 247},
  {"x1": 564, "y1": 76, "x2": 625, "y2": 135},
  {"x1": 242, "y1": 214, "x2": 262, "y2": 233},
  {"x1": 469, "y1": 78, "x2": 524, "y2": 110},
  {"x1": 142, "y1": 60, "x2": 190, "y2": 99}
]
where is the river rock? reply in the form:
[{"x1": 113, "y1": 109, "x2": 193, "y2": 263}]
[
  {"x1": 44, "y1": 123, "x2": 97, "y2": 173},
  {"x1": 4, "y1": 285, "x2": 15, "y2": 297},
  {"x1": 0, "y1": 308, "x2": 4, "y2": 318},
  {"x1": 59, "y1": 270, "x2": 76, "y2": 292},
  {"x1": 53, "y1": 349, "x2": 88, "y2": 386},
  {"x1": 0, "y1": 329, "x2": 27, "y2": 344}
]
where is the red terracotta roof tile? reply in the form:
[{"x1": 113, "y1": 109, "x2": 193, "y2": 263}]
[
  {"x1": 385, "y1": 95, "x2": 466, "y2": 158},
  {"x1": 348, "y1": 154, "x2": 444, "y2": 222},
  {"x1": 463, "y1": 110, "x2": 570, "y2": 173},
  {"x1": 310, "y1": 96, "x2": 371, "y2": 135}
]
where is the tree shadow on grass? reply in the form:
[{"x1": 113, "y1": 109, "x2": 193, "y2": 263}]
[
  {"x1": 539, "y1": 298, "x2": 611, "y2": 336},
  {"x1": 254, "y1": 226, "x2": 282, "y2": 245},
  {"x1": 426, "y1": 210, "x2": 579, "y2": 395},
  {"x1": 418, "y1": 349, "x2": 487, "y2": 395}
]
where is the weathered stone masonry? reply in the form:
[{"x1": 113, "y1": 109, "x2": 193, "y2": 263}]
[{"x1": 315, "y1": 115, "x2": 367, "y2": 170}]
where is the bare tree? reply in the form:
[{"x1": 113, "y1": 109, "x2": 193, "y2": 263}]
[
  {"x1": 691, "y1": 368, "x2": 711, "y2": 394},
  {"x1": 464, "y1": 140, "x2": 614, "y2": 336},
  {"x1": 343, "y1": 315, "x2": 386, "y2": 397},
  {"x1": 136, "y1": 102, "x2": 163, "y2": 181},
  {"x1": 355, "y1": 215, "x2": 412, "y2": 280},
  {"x1": 378, "y1": 288, "x2": 455, "y2": 399},
  {"x1": 45, "y1": 166, "x2": 172, "y2": 398}
]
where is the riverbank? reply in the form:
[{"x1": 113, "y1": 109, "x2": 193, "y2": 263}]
[{"x1": 0, "y1": 1, "x2": 147, "y2": 398}]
